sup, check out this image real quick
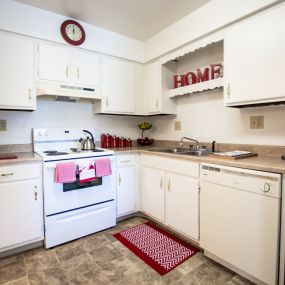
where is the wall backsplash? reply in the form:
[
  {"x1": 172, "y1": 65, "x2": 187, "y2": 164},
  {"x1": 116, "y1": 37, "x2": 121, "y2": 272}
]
[
  {"x1": 0, "y1": 100, "x2": 145, "y2": 145},
  {"x1": 150, "y1": 89, "x2": 285, "y2": 146},
  {"x1": 1, "y1": 91, "x2": 285, "y2": 146}
]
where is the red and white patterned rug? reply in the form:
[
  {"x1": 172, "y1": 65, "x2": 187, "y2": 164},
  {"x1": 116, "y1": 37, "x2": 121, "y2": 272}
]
[{"x1": 113, "y1": 222, "x2": 199, "y2": 275}]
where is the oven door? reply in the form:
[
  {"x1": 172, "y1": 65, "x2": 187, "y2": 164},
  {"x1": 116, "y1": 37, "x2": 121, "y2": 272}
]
[{"x1": 43, "y1": 156, "x2": 116, "y2": 216}]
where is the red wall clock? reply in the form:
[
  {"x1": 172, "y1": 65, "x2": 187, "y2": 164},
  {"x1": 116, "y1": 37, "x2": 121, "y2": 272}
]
[{"x1": 60, "y1": 20, "x2": 86, "y2": 46}]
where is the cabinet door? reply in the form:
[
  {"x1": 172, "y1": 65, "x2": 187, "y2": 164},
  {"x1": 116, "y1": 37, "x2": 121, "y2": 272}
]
[
  {"x1": 74, "y1": 49, "x2": 100, "y2": 87},
  {"x1": 165, "y1": 173, "x2": 199, "y2": 240},
  {"x1": 144, "y1": 60, "x2": 161, "y2": 114},
  {"x1": 141, "y1": 166, "x2": 164, "y2": 223},
  {"x1": 38, "y1": 42, "x2": 71, "y2": 83},
  {"x1": 0, "y1": 179, "x2": 43, "y2": 251},
  {"x1": 0, "y1": 33, "x2": 35, "y2": 110},
  {"x1": 101, "y1": 56, "x2": 135, "y2": 113},
  {"x1": 224, "y1": 5, "x2": 285, "y2": 105},
  {"x1": 117, "y1": 166, "x2": 137, "y2": 217}
]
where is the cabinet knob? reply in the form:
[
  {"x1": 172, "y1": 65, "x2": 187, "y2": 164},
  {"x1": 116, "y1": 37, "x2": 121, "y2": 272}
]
[
  {"x1": 160, "y1": 177, "x2": 163, "y2": 189},
  {"x1": 263, "y1": 183, "x2": 271, "y2": 192},
  {"x1": 34, "y1": 186, "x2": 38, "y2": 201},
  {"x1": 167, "y1": 179, "x2": 171, "y2": 192},
  {"x1": 118, "y1": 173, "x2": 121, "y2": 186},
  {"x1": 1, "y1": 172, "x2": 14, "y2": 177},
  {"x1": 227, "y1": 83, "x2": 231, "y2": 99}
]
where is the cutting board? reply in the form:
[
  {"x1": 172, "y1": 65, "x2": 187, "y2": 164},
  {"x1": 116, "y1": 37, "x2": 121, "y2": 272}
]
[
  {"x1": 0, "y1": 154, "x2": 18, "y2": 160},
  {"x1": 208, "y1": 152, "x2": 257, "y2": 160}
]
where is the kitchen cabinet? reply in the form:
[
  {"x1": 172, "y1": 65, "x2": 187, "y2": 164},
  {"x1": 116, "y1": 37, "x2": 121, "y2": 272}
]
[
  {"x1": 141, "y1": 166, "x2": 165, "y2": 223},
  {"x1": 144, "y1": 60, "x2": 177, "y2": 115},
  {"x1": 94, "y1": 56, "x2": 136, "y2": 114},
  {"x1": 38, "y1": 41, "x2": 101, "y2": 88},
  {"x1": 0, "y1": 32, "x2": 36, "y2": 110},
  {"x1": 116, "y1": 154, "x2": 139, "y2": 217},
  {"x1": 141, "y1": 154, "x2": 199, "y2": 240},
  {"x1": 0, "y1": 163, "x2": 44, "y2": 252},
  {"x1": 224, "y1": 4, "x2": 285, "y2": 106}
]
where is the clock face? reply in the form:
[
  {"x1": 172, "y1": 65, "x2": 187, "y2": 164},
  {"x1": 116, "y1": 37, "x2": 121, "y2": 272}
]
[{"x1": 60, "y1": 20, "x2": 86, "y2": 46}]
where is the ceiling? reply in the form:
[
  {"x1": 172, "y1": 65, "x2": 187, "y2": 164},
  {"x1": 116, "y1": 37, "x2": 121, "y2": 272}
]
[{"x1": 14, "y1": 0, "x2": 211, "y2": 41}]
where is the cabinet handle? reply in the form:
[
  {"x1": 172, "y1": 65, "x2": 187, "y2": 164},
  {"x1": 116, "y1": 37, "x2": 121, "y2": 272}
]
[
  {"x1": 1, "y1": 173, "x2": 14, "y2": 177},
  {"x1": 167, "y1": 179, "x2": 171, "y2": 192},
  {"x1": 77, "y1": 68, "x2": 80, "y2": 80},
  {"x1": 227, "y1": 83, "x2": 231, "y2": 99},
  {"x1": 120, "y1": 160, "x2": 131, "y2": 163},
  {"x1": 106, "y1": 97, "x2": 109, "y2": 108},
  {"x1": 160, "y1": 177, "x2": 163, "y2": 189},
  {"x1": 34, "y1": 186, "x2": 38, "y2": 201},
  {"x1": 118, "y1": 173, "x2": 121, "y2": 186},
  {"x1": 156, "y1": 98, "x2": 159, "y2": 109},
  {"x1": 28, "y1": 89, "x2": 32, "y2": 100},
  {"x1": 65, "y1": 66, "x2": 69, "y2": 79}
]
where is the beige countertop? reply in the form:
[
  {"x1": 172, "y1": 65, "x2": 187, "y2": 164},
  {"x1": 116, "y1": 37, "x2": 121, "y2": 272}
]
[
  {"x1": 0, "y1": 152, "x2": 42, "y2": 165},
  {"x1": 113, "y1": 147, "x2": 285, "y2": 174}
]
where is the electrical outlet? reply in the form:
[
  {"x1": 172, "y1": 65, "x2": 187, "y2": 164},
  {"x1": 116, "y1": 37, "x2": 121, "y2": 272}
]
[
  {"x1": 250, "y1": 116, "x2": 264, "y2": 129},
  {"x1": 0, "y1": 120, "x2": 7, "y2": 131},
  {"x1": 174, "y1": 121, "x2": 181, "y2": 131}
]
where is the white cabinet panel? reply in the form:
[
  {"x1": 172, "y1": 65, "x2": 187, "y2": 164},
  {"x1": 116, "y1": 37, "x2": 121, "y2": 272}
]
[
  {"x1": 141, "y1": 166, "x2": 164, "y2": 223},
  {"x1": 0, "y1": 179, "x2": 43, "y2": 251},
  {"x1": 101, "y1": 56, "x2": 135, "y2": 114},
  {"x1": 0, "y1": 32, "x2": 35, "y2": 110},
  {"x1": 38, "y1": 42, "x2": 71, "y2": 83},
  {"x1": 74, "y1": 49, "x2": 100, "y2": 87},
  {"x1": 165, "y1": 173, "x2": 199, "y2": 240},
  {"x1": 224, "y1": 5, "x2": 285, "y2": 106}
]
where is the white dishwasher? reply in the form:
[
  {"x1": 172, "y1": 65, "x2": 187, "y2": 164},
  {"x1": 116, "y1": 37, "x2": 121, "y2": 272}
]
[{"x1": 200, "y1": 163, "x2": 281, "y2": 285}]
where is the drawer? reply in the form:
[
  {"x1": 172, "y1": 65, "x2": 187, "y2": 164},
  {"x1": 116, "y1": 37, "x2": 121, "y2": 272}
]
[
  {"x1": 0, "y1": 163, "x2": 41, "y2": 183},
  {"x1": 141, "y1": 154, "x2": 199, "y2": 178},
  {"x1": 116, "y1": 155, "x2": 135, "y2": 168}
]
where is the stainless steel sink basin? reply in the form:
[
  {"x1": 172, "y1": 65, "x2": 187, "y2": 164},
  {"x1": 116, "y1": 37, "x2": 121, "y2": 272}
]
[{"x1": 148, "y1": 148, "x2": 211, "y2": 156}]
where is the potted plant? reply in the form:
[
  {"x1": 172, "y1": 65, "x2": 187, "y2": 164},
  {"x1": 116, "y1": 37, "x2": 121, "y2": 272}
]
[{"x1": 137, "y1": 122, "x2": 154, "y2": 146}]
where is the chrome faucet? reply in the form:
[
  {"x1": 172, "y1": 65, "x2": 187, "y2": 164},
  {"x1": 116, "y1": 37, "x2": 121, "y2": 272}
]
[{"x1": 179, "y1": 137, "x2": 200, "y2": 149}]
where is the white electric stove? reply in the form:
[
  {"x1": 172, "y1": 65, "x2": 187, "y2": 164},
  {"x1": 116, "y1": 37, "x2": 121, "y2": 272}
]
[{"x1": 33, "y1": 128, "x2": 116, "y2": 248}]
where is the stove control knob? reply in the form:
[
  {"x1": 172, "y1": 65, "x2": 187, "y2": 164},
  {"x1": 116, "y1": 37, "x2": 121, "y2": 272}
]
[{"x1": 263, "y1": 183, "x2": 271, "y2": 192}]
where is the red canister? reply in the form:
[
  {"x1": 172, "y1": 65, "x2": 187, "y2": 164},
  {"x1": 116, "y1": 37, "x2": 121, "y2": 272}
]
[
  {"x1": 101, "y1": 133, "x2": 106, "y2": 148},
  {"x1": 125, "y1": 139, "x2": 130, "y2": 147},
  {"x1": 113, "y1": 136, "x2": 118, "y2": 148},
  {"x1": 118, "y1": 137, "x2": 124, "y2": 148},
  {"x1": 105, "y1": 134, "x2": 110, "y2": 148},
  {"x1": 128, "y1": 138, "x2": 132, "y2": 147},
  {"x1": 110, "y1": 135, "x2": 115, "y2": 148}
]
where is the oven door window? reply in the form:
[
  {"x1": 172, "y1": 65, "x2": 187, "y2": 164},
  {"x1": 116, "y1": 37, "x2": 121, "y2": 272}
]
[{"x1": 63, "y1": 177, "x2": 102, "y2": 192}]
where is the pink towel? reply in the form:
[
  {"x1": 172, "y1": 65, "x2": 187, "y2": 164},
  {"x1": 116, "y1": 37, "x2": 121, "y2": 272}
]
[
  {"x1": 55, "y1": 162, "x2": 76, "y2": 183},
  {"x1": 95, "y1": 158, "x2": 112, "y2": 177}
]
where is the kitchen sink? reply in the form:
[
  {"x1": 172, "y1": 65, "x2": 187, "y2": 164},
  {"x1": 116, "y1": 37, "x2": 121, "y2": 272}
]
[{"x1": 148, "y1": 148, "x2": 211, "y2": 156}]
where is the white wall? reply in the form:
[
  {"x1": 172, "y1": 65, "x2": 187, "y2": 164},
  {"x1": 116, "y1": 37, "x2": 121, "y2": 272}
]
[
  {"x1": 149, "y1": 90, "x2": 285, "y2": 146},
  {"x1": 0, "y1": 0, "x2": 144, "y2": 62},
  {"x1": 145, "y1": 0, "x2": 279, "y2": 61},
  {"x1": 0, "y1": 100, "x2": 144, "y2": 144}
]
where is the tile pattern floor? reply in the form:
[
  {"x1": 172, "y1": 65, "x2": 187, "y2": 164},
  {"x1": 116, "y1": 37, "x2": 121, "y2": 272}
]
[{"x1": 0, "y1": 217, "x2": 254, "y2": 285}]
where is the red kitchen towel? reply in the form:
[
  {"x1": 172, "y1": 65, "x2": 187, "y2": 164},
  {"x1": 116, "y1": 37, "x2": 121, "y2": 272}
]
[
  {"x1": 95, "y1": 158, "x2": 112, "y2": 177},
  {"x1": 55, "y1": 162, "x2": 76, "y2": 183}
]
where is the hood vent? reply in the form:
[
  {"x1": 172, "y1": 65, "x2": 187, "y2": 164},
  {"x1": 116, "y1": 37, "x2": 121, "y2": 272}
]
[{"x1": 37, "y1": 82, "x2": 101, "y2": 101}]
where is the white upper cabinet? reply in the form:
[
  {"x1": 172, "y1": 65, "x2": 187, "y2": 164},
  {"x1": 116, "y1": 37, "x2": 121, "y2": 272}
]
[
  {"x1": 224, "y1": 4, "x2": 285, "y2": 106},
  {"x1": 94, "y1": 55, "x2": 136, "y2": 114},
  {"x1": 73, "y1": 49, "x2": 100, "y2": 87},
  {"x1": 0, "y1": 32, "x2": 36, "y2": 110},
  {"x1": 38, "y1": 42, "x2": 71, "y2": 83},
  {"x1": 144, "y1": 60, "x2": 177, "y2": 115},
  {"x1": 38, "y1": 41, "x2": 101, "y2": 88}
]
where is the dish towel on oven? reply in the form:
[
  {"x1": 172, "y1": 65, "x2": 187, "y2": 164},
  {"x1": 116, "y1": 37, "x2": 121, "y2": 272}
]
[
  {"x1": 95, "y1": 158, "x2": 112, "y2": 177},
  {"x1": 55, "y1": 162, "x2": 76, "y2": 183},
  {"x1": 78, "y1": 161, "x2": 96, "y2": 182}
]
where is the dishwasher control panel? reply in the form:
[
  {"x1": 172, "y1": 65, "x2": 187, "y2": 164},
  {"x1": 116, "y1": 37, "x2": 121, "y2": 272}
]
[{"x1": 201, "y1": 163, "x2": 281, "y2": 198}]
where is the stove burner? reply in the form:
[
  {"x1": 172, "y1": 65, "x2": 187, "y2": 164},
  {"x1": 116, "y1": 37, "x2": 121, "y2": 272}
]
[
  {"x1": 70, "y1": 148, "x2": 105, "y2": 153},
  {"x1": 44, "y1": 151, "x2": 69, "y2": 156}
]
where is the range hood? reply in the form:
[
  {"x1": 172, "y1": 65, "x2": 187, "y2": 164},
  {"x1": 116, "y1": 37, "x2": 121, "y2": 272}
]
[{"x1": 37, "y1": 82, "x2": 101, "y2": 101}]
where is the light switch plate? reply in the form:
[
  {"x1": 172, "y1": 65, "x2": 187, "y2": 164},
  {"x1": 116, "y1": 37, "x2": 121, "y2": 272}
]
[
  {"x1": 174, "y1": 121, "x2": 181, "y2": 131},
  {"x1": 250, "y1": 116, "x2": 264, "y2": 129},
  {"x1": 0, "y1": 120, "x2": 7, "y2": 131}
]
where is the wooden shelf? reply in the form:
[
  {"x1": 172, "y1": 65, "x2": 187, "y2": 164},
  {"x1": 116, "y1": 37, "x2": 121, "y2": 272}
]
[{"x1": 168, "y1": 77, "x2": 223, "y2": 98}]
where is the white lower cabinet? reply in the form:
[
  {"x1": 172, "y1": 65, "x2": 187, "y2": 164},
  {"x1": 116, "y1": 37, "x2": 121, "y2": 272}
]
[
  {"x1": 116, "y1": 154, "x2": 139, "y2": 217},
  {"x1": 0, "y1": 163, "x2": 43, "y2": 252},
  {"x1": 141, "y1": 154, "x2": 199, "y2": 241}
]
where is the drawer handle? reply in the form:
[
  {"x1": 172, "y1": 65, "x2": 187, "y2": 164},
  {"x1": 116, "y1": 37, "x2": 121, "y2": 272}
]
[
  {"x1": 160, "y1": 177, "x2": 163, "y2": 190},
  {"x1": 1, "y1": 173, "x2": 14, "y2": 177},
  {"x1": 120, "y1": 160, "x2": 131, "y2": 163},
  {"x1": 167, "y1": 179, "x2": 171, "y2": 192},
  {"x1": 118, "y1": 173, "x2": 122, "y2": 186}
]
